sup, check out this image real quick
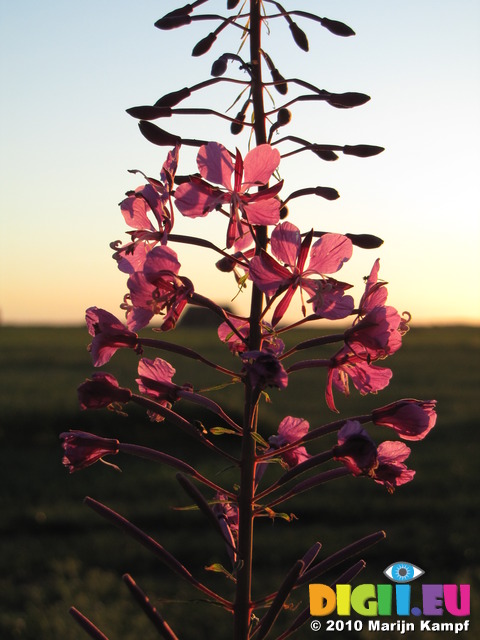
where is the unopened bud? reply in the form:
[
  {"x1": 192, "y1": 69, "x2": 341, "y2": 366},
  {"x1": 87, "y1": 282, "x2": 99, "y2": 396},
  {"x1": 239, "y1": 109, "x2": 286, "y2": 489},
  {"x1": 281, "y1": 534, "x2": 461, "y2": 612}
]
[
  {"x1": 126, "y1": 105, "x2": 172, "y2": 120},
  {"x1": 227, "y1": 0, "x2": 241, "y2": 8},
  {"x1": 343, "y1": 145, "x2": 385, "y2": 158},
  {"x1": 211, "y1": 57, "x2": 228, "y2": 77},
  {"x1": 155, "y1": 14, "x2": 192, "y2": 30},
  {"x1": 139, "y1": 121, "x2": 181, "y2": 147},
  {"x1": 231, "y1": 114, "x2": 245, "y2": 135},
  {"x1": 277, "y1": 108, "x2": 292, "y2": 126},
  {"x1": 327, "y1": 92, "x2": 370, "y2": 109},
  {"x1": 155, "y1": 87, "x2": 191, "y2": 108},
  {"x1": 320, "y1": 17, "x2": 355, "y2": 37},
  {"x1": 280, "y1": 205, "x2": 289, "y2": 219},
  {"x1": 345, "y1": 233, "x2": 384, "y2": 249},
  {"x1": 192, "y1": 32, "x2": 217, "y2": 57},
  {"x1": 289, "y1": 23, "x2": 309, "y2": 52},
  {"x1": 271, "y1": 68, "x2": 288, "y2": 95},
  {"x1": 314, "y1": 186, "x2": 340, "y2": 201}
]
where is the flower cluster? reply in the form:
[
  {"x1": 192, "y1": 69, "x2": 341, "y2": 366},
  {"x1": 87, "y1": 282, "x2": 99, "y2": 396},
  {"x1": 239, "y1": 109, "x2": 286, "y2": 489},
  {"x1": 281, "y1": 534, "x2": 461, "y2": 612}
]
[{"x1": 60, "y1": 4, "x2": 438, "y2": 638}]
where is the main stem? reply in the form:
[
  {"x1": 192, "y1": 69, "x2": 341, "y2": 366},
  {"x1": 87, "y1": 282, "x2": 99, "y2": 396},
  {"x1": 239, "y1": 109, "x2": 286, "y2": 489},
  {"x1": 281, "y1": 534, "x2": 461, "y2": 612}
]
[{"x1": 234, "y1": 2, "x2": 267, "y2": 639}]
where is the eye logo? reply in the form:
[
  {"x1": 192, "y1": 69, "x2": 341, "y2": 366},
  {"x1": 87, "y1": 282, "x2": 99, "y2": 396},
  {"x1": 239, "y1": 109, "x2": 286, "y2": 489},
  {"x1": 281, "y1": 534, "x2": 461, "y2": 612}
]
[{"x1": 384, "y1": 561, "x2": 424, "y2": 583}]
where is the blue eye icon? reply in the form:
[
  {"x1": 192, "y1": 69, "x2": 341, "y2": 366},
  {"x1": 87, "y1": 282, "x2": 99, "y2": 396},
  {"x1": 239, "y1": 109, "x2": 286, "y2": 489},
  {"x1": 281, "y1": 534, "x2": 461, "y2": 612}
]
[{"x1": 384, "y1": 561, "x2": 424, "y2": 583}]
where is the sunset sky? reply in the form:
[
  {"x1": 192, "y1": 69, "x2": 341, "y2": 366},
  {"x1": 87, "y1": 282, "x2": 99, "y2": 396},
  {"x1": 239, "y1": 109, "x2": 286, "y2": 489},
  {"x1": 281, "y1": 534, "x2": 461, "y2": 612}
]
[{"x1": 1, "y1": 0, "x2": 479, "y2": 326}]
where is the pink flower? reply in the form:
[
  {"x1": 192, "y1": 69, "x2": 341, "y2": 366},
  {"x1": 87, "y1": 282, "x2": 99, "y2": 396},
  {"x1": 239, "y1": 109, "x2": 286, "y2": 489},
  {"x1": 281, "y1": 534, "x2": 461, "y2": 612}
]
[
  {"x1": 358, "y1": 258, "x2": 388, "y2": 315},
  {"x1": 86, "y1": 307, "x2": 138, "y2": 366},
  {"x1": 326, "y1": 347, "x2": 393, "y2": 412},
  {"x1": 217, "y1": 317, "x2": 284, "y2": 356},
  {"x1": 124, "y1": 245, "x2": 193, "y2": 331},
  {"x1": 249, "y1": 222, "x2": 353, "y2": 325},
  {"x1": 373, "y1": 441, "x2": 415, "y2": 493},
  {"x1": 60, "y1": 430, "x2": 119, "y2": 473},
  {"x1": 174, "y1": 142, "x2": 282, "y2": 248},
  {"x1": 77, "y1": 373, "x2": 132, "y2": 410},
  {"x1": 241, "y1": 350, "x2": 288, "y2": 390},
  {"x1": 333, "y1": 421, "x2": 378, "y2": 476},
  {"x1": 344, "y1": 306, "x2": 407, "y2": 360},
  {"x1": 114, "y1": 145, "x2": 180, "y2": 271},
  {"x1": 371, "y1": 399, "x2": 437, "y2": 441},
  {"x1": 268, "y1": 416, "x2": 311, "y2": 468},
  {"x1": 136, "y1": 357, "x2": 181, "y2": 409}
]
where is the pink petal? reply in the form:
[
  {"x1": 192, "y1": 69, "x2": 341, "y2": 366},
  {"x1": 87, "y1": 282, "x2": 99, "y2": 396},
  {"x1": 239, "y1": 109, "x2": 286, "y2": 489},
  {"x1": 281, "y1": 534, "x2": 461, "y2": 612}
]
[
  {"x1": 270, "y1": 222, "x2": 301, "y2": 266},
  {"x1": 197, "y1": 142, "x2": 234, "y2": 189},
  {"x1": 243, "y1": 198, "x2": 280, "y2": 226},
  {"x1": 174, "y1": 179, "x2": 224, "y2": 218},
  {"x1": 138, "y1": 357, "x2": 176, "y2": 385},
  {"x1": 120, "y1": 192, "x2": 156, "y2": 231},
  {"x1": 117, "y1": 241, "x2": 151, "y2": 274},
  {"x1": 143, "y1": 246, "x2": 181, "y2": 281},
  {"x1": 348, "y1": 360, "x2": 393, "y2": 394},
  {"x1": 377, "y1": 441, "x2": 411, "y2": 464},
  {"x1": 249, "y1": 253, "x2": 291, "y2": 296},
  {"x1": 277, "y1": 416, "x2": 310, "y2": 442},
  {"x1": 308, "y1": 233, "x2": 353, "y2": 274},
  {"x1": 242, "y1": 144, "x2": 280, "y2": 187}
]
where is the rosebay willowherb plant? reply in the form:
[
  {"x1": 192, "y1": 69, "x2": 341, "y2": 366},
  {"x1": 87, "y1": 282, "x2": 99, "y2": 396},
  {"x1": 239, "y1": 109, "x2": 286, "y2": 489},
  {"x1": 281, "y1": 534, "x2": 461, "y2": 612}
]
[{"x1": 60, "y1": 2, "x2": 437, "y2": 639}]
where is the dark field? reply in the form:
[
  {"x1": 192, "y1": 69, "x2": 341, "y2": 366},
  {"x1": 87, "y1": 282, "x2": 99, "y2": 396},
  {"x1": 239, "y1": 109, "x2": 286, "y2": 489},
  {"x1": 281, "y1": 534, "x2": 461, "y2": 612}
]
[{"x1": 0, "y1": 325, "x2": 479, "y2": 639}]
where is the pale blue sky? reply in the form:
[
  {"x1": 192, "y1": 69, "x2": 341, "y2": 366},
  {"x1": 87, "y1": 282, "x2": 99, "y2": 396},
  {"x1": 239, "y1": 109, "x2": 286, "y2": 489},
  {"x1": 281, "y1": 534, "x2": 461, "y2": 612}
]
[{"x1": 1, "y1": 1, "x2": 479, "y2": 325}]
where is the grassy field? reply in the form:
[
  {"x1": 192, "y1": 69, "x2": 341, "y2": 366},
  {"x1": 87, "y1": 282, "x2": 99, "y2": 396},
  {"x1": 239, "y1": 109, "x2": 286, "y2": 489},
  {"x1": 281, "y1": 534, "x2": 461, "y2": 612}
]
[{"x1": 0, "y1": 324, "x2": 479, "y2": 639}]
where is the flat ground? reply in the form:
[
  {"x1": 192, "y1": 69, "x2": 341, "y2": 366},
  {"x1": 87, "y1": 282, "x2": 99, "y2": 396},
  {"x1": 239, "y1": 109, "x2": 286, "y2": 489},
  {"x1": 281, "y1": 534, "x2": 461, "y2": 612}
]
[{"x1": 0, "y1": 325, "x2": 478, "y2": 639}]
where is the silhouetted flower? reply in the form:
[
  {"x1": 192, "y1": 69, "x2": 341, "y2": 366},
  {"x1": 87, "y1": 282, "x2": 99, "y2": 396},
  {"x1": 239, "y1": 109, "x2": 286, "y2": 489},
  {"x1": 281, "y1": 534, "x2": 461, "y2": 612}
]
[
  {"x1": 373, "y1": 441, "x2": 415, "y2": 492},
  {"x1": 86, "y1": 307, "x2": 138, "y2": 366},
  {"x1": 77, "y1": 373, "x2": 132, "y2": 410},
  {"x1": 372, "y1": 399, "x2": 437, "y2": 441},
  {"x1": 333, "y1": 421, "x2": 378, "y2": 475},
  {"x1": 268, "y1": 416, "x2": 310, "y2": 468},
  {"x1": 60, "y1": 430, "x2": 119, "y2": 473},
  {"x1": 241, "y1": 350, "x2": 288, "y2": 390}
]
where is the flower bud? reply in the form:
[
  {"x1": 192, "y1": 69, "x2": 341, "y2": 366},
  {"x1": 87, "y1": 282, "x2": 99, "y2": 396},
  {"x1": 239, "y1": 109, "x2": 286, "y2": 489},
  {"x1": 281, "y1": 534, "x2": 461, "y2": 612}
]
[
  {"x1": 320, "y1": 17, "x2": 355, "y2": 37},
  {"x1": 78, "y1": 373, "x2": 132, "y2": 410},
  {"x1": 289, "y1": 23, "x2": 309, "y2": 51},
  {"x1": 371, "y1": 399, "x2": 437, "y2": 440},
  {"x1": 276, "y1": 108, "x2": 292, "y2": 126},
  {"x1": 345, "y1": 233, "x2": 384, "y2": 249},
  {"x1": 138, "y1": 121, "x2": 181, "y2": 147},
  {"x1": 231, "y1": 113, "x2": 245, "y2": 135},
  {"x1": 326, "y1": 92, "x2": 370, "y2": 109},
  {"x1": 227, "y1": 0, "x2": 241, "y2": 9},
  {"x1": 343, "y1": 144, "x2": 385, "y2": 158},
  {"x1": 126, "y1": 105, "x2": 172, "y2": 120},
  {"x1": 192, "y1": 32, "x2": 217, "y2": 57},
  {"x1": 60, "y1": 431, "x2": 119, "y2": 473},
  {"x1": 155, "y1": 87, "x2": 191, "y2": 107},
  {"x1": 271, "y1": 68, "x2": 288, "y2": 95},
  {"x1": 211, "y1": 57, "x2": 228, "y2": 77},
  {"x1": 155, "y1": 14, "x2": 192, "y2": 30}
]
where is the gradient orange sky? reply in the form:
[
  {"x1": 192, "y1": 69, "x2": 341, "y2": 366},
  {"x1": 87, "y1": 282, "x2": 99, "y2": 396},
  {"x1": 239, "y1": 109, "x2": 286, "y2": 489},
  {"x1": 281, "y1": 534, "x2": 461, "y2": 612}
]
[{"x1": 1, "y1": 1, "x2": 479, "y2": 326}]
